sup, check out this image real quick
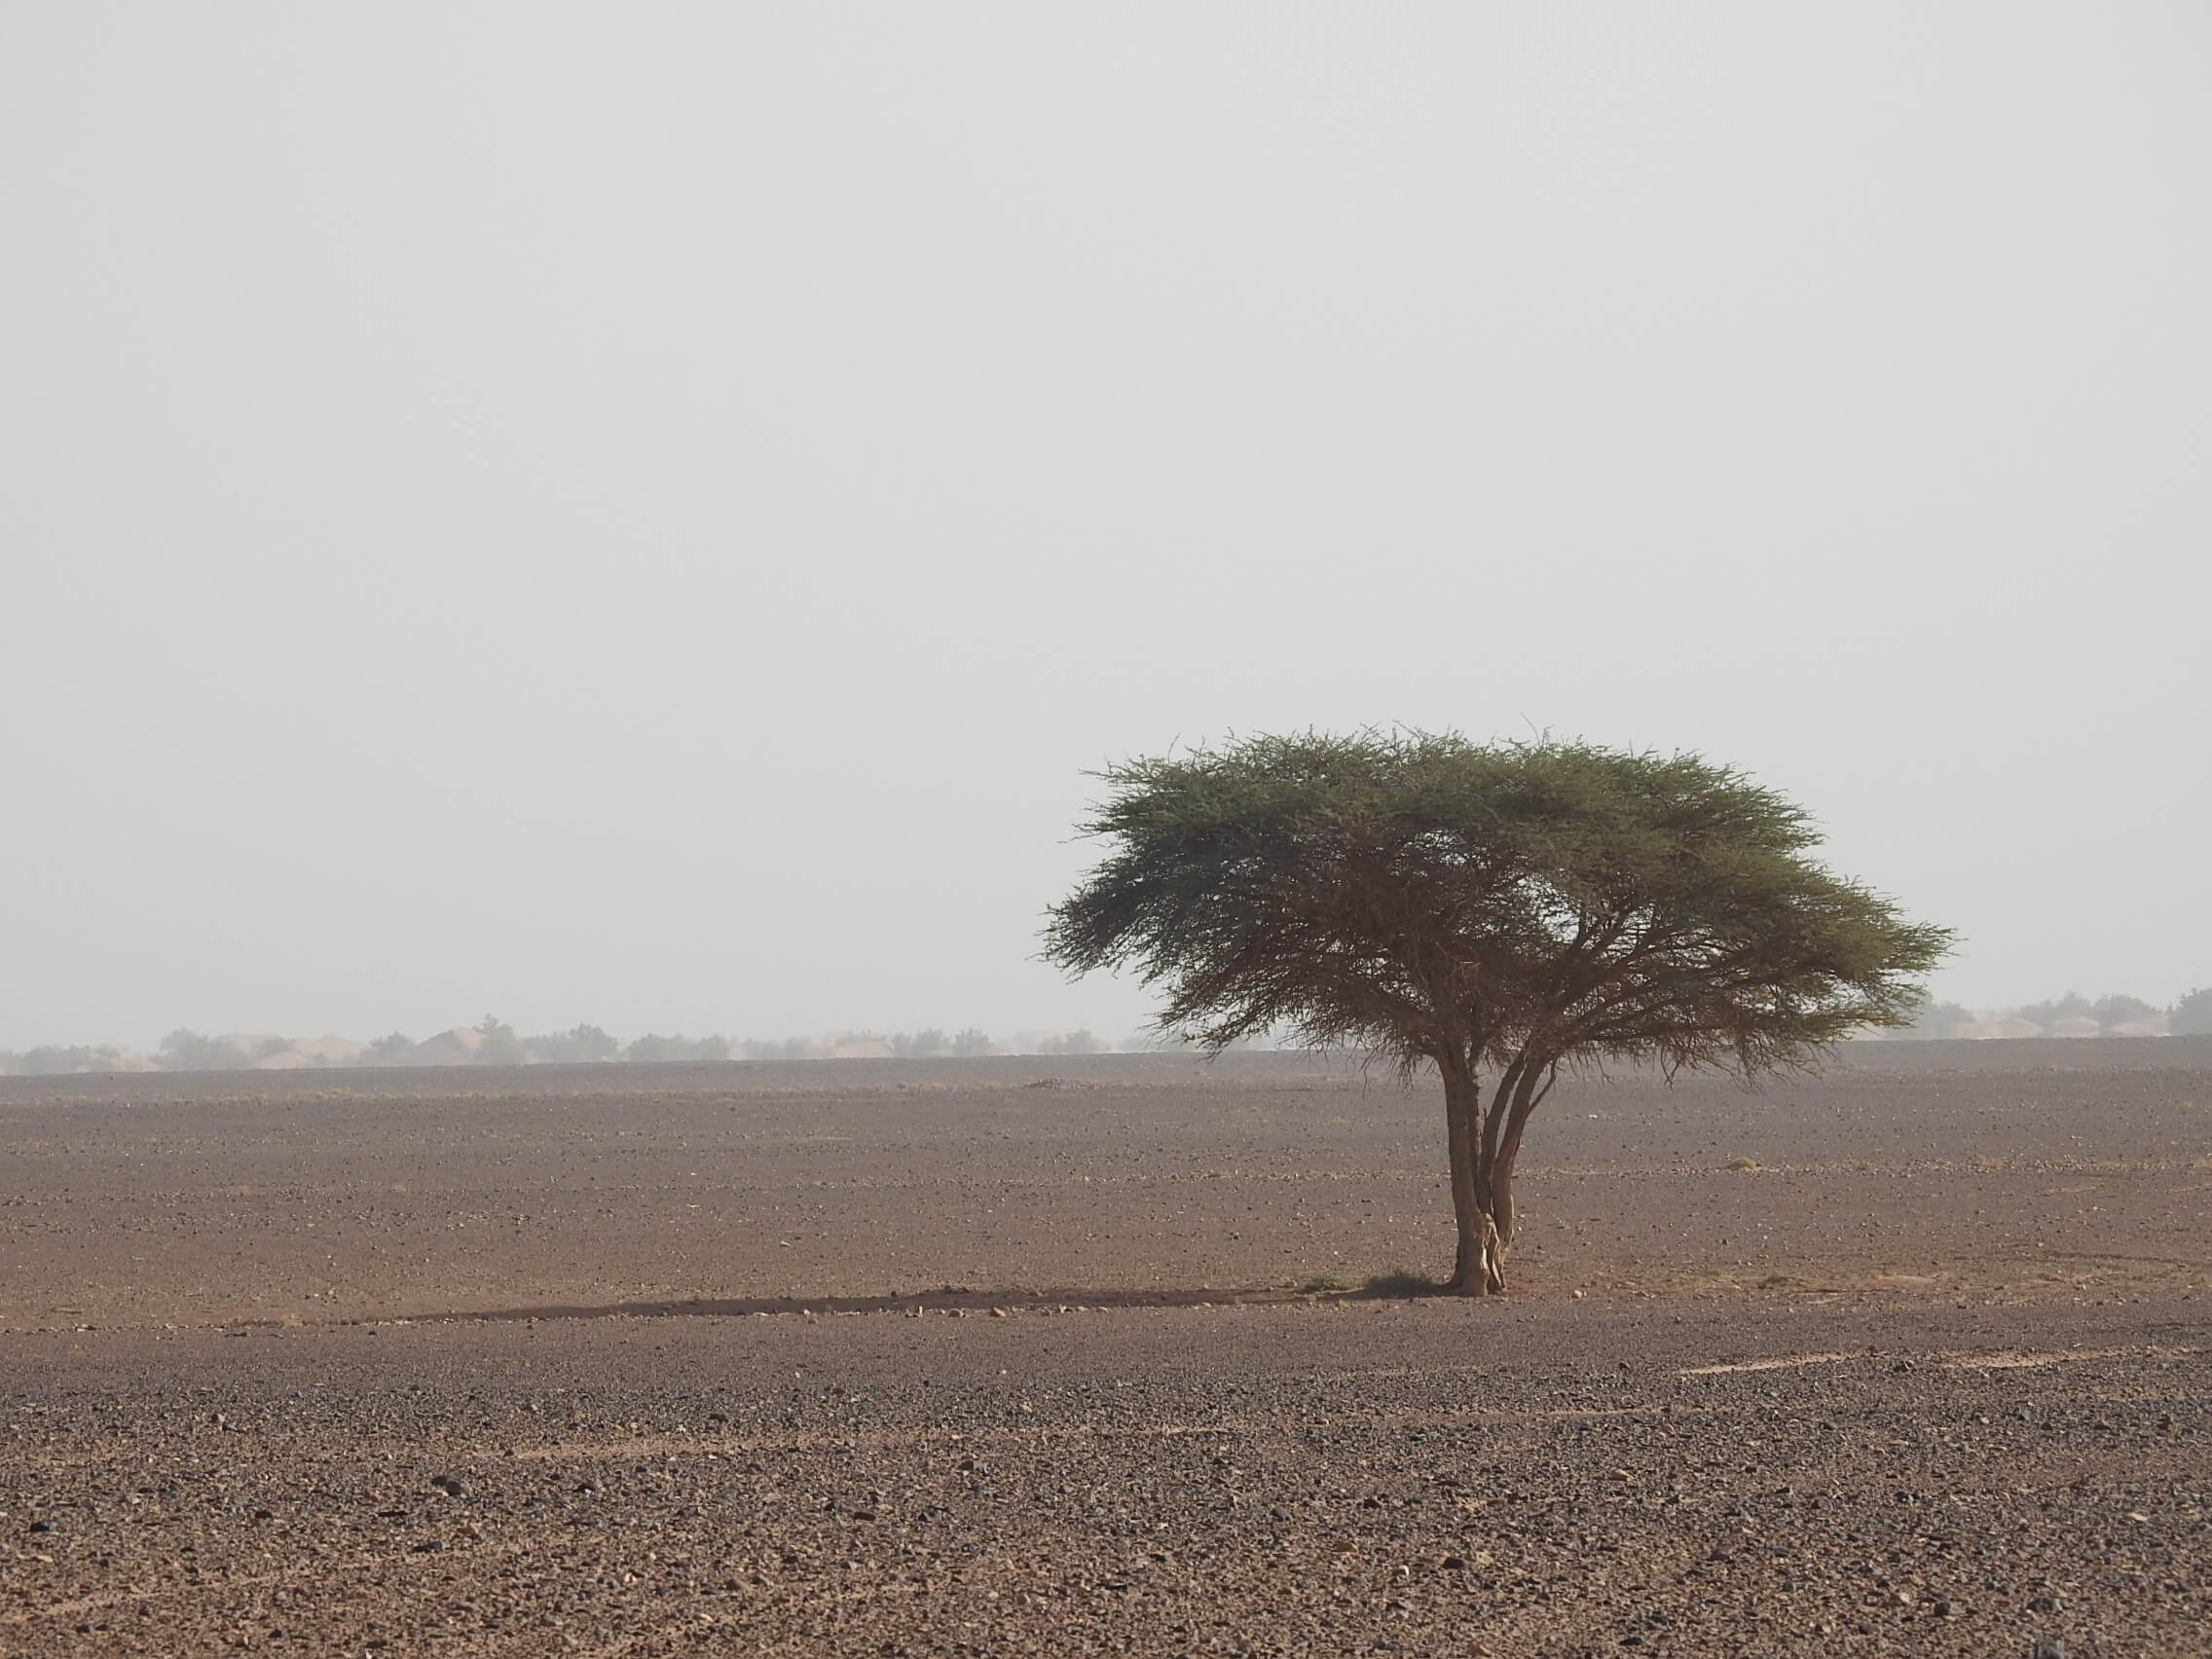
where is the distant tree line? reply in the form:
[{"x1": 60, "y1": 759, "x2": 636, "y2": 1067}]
[
  {"x1": 0, "y1": 1022, "x2": 1129, "y2": 1074},
  {"x1": 457, "y1": 1017, "x2": 732, "y2": 1065},
  {"x1": 1899, "y1": 988, "x2": 2212, "y2": 1039},
  {"x1": 725, "y1": 1028, "x2": 1113, "y2": 1060},
  {"x1": 155, "y1": 1029, "x2": 290, "y2": 1070},
  {"x1": 5, "y1": 993, "x2": 2209, "y2": 1077},
  {"x1": 0, "y1": 1045, "x2": 128, "y2": 1076},
  {"x1": 62, "y1": 1020, "x2": 1112, "y2": 1070},
  {"x1": 733, "y1": 1028, "x2": 996, "y2": 1061}
]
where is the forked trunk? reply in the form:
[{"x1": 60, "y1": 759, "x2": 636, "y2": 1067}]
[
  {"x1": 1486, "y1": 1058, "x2": 1556, "y2": 1277},
  {"x1": 1490, "y1": 1160, "x2": 1516, "y2": 1260},
  {"x1": 1442, "y1": 1059, "x2": 1506, "y2": 1295}
]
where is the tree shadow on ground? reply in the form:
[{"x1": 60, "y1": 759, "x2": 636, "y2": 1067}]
[
  {"x1": 301, "y1": 1276, "x2": 1462, "y2": 1328},
  {"x1": 1351, "y1": 1269, "x2": 1450, "y2": 1300}
]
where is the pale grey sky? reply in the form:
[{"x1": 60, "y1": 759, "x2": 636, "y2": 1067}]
[{"x1": 3, "y1": 3, "x2": 2207, "y2": 1050}]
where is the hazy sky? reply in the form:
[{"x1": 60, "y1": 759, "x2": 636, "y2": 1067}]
[{"x1": 4, "y1": 4, "x2": 2207, "y2": 1050}]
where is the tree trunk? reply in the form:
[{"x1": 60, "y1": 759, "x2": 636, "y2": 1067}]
[
  {"x1": 1490, "y1": 1159, "x2": 1516, "y2": 1262},
  {"x1": 1442, "y1": 1059, "x2": 1505, "y2": 1295},
  {"x1": 1490, "y1": 1060, "x2": 1557, "y2": 1260}
]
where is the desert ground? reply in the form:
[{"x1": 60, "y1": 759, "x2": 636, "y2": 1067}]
[{"x1": 3, "y1": 1042, "x2": 2207, "y2": 1656}]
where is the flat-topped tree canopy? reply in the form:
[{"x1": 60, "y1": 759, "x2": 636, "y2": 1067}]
[{"x1": 1044, "y1": 731, "x2": 1952, "y2": 1294}]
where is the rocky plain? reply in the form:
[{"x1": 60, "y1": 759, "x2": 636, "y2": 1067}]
[{"x1": 3, "y1": 1042, "x2": 2207, "y2": 1656}]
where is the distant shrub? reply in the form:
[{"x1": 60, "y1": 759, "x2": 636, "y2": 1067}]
[
  {"x1": 158, "y1": 1029, "x2": 251, "y2": 1071},
  {"x1": 1899, "y1": 993, "x2": 1975, "y2": 1039},
  {"x1": 528, "y1": 1024, "x2": 620, "y2": 1064},
  {"x1": 2014, "y1": 992, "x2": 2093, "y2": 1033},
  {"x1": 2091, "y1": 993, "x2": 2158, "y2": 1033},
  {"x1": 360, "y1": 1032, "x2": 415, "y2": 1065},
  {"x1": 473, "y1": 1015, "x2": 527, "y2": 1067},
  {"x1": 2173, "y1": 988, "x2": 2212, "y2": 1038},
  {"x1": 1040, "y1": 1029, "x2": 1109, "y2": 1055},
  {"x1": 892, "y1": 1029, "x2": 951, "y2": 1058},
  {"x1": 949, "y1": 1028, "x2": 994, "y2": 1058}
]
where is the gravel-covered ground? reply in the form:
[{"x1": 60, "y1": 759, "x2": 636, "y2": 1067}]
[{"x1": 4, "y1": 1044, "x2": 2208, "y2": 1654}]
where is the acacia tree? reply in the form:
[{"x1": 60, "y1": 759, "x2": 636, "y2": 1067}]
[{"x1": 1044, "y1": 733, "x2": 1951, "y2": 1294}]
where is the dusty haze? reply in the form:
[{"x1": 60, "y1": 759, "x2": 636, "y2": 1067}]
[{"x1": 3, "y1": 5, "x2": 2208, "y2": 1050}]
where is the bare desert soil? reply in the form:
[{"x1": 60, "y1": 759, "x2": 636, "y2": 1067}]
[{"x1": 3, "y1": 1042, "x2": 2208, "y2": 1655}]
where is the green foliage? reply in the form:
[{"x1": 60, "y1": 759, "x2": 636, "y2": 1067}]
[
  {"x1": 1045, "y1": 732, "x2": 1952, "y2": 1075},
  {"x1": 2172, "y1": 987, "x2": 2212, "y2": 1037},
  {"x1": 473, "y1": 1015, "x2": 527, "y2": 1067},
  {"x1": 360, "y1": 1032, "x2": 415, "y2": 1065},
  {"x1": 158, "y1": 1029, "x2": 251, "y2": 1071}
]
